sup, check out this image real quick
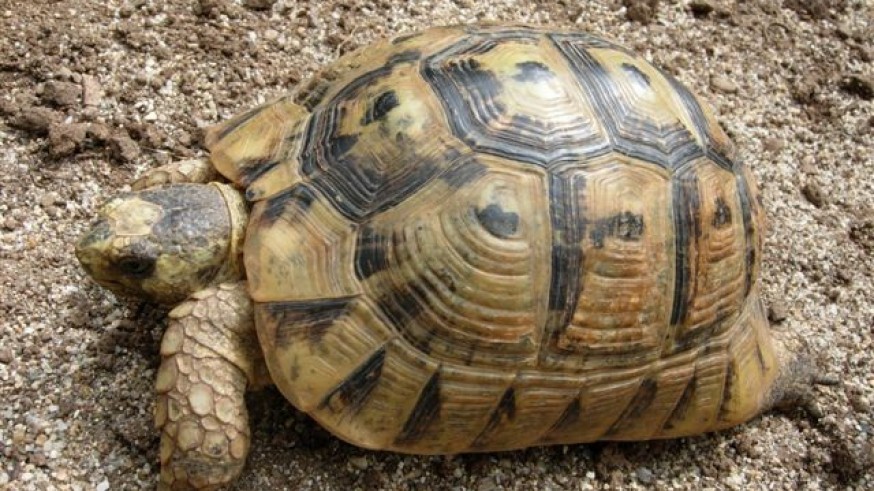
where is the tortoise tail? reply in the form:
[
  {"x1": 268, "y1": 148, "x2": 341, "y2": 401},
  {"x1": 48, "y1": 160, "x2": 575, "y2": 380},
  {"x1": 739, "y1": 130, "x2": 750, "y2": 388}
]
[{"x1": 765, "y1": 336, "x2": 837, "y2": 419}]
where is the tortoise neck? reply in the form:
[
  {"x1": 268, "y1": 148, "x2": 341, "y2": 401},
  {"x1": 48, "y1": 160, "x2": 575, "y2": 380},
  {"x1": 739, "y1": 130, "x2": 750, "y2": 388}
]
[{"x1": 211, "y1": 182, "x2": 249, "y2": 285}]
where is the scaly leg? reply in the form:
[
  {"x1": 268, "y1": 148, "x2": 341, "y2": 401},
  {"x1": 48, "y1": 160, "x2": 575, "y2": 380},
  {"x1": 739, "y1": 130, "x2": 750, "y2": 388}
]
[
  {"x1": 154, "y1": 282, "x2": 268, "y2": 490},
  {"x1": 132, "y1": 158, "x2": 218, "y2": 190}
]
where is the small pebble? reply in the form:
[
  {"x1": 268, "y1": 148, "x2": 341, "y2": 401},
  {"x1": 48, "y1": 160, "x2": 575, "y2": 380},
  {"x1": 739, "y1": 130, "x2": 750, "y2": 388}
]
[
  {"x1": 96, "y1": 479, "x2": 110, "y2": 491},
  {"x1": 800, "y1": 156, "x2": 817, "y2": 174},
  {"x1": 476, "y1": 478, "x2": 500, "y2": 491},
  {"x1": 32, "y1": 452, "x2": 47, "y2": 467},
  {"x1": 768, "y1": 302, "x2": 789, "y2": 323},
  {"x1": 43, "y1": 205, "x2": 60, "y2": 218},
  {"x1": 81, "y1": 75, "x2": 103, "y2": 107},
  {"x1": 0, "y1": 348, "x2": 13, "y2": 364},
  {"x1": 264, "y1": 29, "x2": 279, "y2": 41},
  {"x1": 711, "y1": 75, "x2": 739, "y2": 94},
  {"x1": 55, "y1": 469, "x2": 69, "y2": 482},
  {"x1": 12, "y1": 426, "x2": 26, "y2": 445},
  {"x1": 636, "y1": 466, "x2": 655, "y2": 484},
  {"x1": 40, "y1": 192, "x2": 62, "y2": 209},
  {"x1": 348, "y1": 456, "x2": 368, "y2": 470},
  {"x1": 763, "y1": 137, "x2": 784, "y2": 153},
  {"x1": 802, "y1": 182, "x2": 825, "y2": 207},
  {"x1": 56, "y1": 67, "x2": 74, "y2": 80},
  {"x1": 2, "y1": 217, "x2": 18, "y2": 231}
]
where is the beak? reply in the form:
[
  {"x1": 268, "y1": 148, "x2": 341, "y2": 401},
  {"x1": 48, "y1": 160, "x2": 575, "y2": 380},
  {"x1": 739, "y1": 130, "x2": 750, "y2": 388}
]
[{"x1": 75, "y1": 218, "x2": 111, "y2": 276}]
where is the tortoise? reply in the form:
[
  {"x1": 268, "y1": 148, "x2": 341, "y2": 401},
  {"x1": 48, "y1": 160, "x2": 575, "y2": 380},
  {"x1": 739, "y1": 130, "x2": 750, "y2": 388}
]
[{"x1": 76, "y1": 25, "x2": 824, "y2": 490}]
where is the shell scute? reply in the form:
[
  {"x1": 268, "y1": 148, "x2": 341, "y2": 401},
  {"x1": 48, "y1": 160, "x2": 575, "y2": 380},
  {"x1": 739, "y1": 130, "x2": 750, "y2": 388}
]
[
  {"x1": 299, "y1": 59, "x2": 471, "y2": 221},
  {"x1": 422, "y1": 31, "x2": 611, "y2": 167},
  {"x1": 539, "y1": 156, "x2": 674, "y2": 372},
  {"x1": 205, "y1": 96, "x2": 309, "y2": 199},
  {"x1": 355, "y1": 155, "x2": 551, "y2": 369}
]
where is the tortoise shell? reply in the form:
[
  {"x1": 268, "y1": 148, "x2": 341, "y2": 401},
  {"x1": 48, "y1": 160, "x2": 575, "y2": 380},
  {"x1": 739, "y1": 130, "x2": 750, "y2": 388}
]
[{"x1": 204, "y1": 25, "x2": 776, "y2": 453}]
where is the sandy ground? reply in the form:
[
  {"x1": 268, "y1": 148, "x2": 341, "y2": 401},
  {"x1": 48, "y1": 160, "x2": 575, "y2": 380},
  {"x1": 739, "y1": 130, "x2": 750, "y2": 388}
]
[{"x1": 1, "y1": 0, "x2": 872, "y2": 489}]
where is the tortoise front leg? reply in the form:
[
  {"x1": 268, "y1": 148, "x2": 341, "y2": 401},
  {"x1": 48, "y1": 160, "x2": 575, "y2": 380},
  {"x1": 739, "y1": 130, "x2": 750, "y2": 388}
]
[
  {"x1": 132, "y1": 158, "x2": 218, "y2": 190},
  {"x1": 154, "y1": 282, "x2": 267, "y2": 490}
]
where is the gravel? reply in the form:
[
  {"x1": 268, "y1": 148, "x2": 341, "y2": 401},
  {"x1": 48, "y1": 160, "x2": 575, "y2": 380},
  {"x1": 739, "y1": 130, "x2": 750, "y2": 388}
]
[{"x1": 1, "y1": 0, "x2": 871, "y2": 489}]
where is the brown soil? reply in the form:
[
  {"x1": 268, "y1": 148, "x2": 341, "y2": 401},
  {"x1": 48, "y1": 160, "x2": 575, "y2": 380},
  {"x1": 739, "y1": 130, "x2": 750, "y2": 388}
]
[{"x1": 1, "y1": 0, "x2": 871, "y2": 489}]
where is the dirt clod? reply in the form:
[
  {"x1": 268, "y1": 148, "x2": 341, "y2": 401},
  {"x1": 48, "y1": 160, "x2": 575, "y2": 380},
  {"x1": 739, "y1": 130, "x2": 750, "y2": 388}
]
[
  {"x1": 687, "y1": 1, "x2": 714, "y2": 18},
  {"x1": 0, "y1": 99, "x2": 19, "y2": 117},
  {"x1": 86, "y1": 122, "x2": 112, "y2": 143},
  {"x1": 11, "y1": 107, "x2": 62, "y2": 135},
  {"x1": 623, "y1": 0, "x2": 659, "y2": 24},
  {"x1": 829, "y1": 441, "x2": 867, "y2": 484},
  {"x1": 243, "y1": 0, "x2": 276, "y2": 11},
  {"x1": 41, "y1": 81, "x2": 81, "y2": 108},
  {"x1": 197, "y1": 0, "x2": 229, "y2": 17},
  {"x1": 48, "y1": 122, "x2": 89, "y2": 157},
  {"x1": 128, "y1": 123, "x2": 165, "y2": 148},
  {"x1": 109, "y1": 131, "x2": 141, "y2": 163}
]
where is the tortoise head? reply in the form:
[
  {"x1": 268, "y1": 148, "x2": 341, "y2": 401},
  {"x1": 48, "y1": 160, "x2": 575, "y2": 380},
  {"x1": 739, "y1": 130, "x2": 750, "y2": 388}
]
[{"x1": 76, "y1": 183, "x2": 248, "y2": 305}]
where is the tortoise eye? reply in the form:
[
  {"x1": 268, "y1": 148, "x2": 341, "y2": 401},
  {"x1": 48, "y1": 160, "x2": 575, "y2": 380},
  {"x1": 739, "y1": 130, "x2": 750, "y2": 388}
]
[{"x1": 117, "y1": 257, "x2": 155, "y2": 277}]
